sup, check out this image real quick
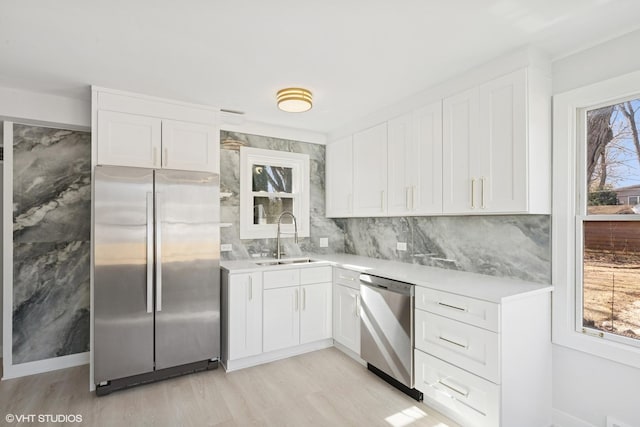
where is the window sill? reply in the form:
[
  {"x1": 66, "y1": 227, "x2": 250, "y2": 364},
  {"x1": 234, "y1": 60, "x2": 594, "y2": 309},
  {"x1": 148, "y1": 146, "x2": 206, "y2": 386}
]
[{"x1": 553, "y1": 324, "x2": 640, "y2": 369}]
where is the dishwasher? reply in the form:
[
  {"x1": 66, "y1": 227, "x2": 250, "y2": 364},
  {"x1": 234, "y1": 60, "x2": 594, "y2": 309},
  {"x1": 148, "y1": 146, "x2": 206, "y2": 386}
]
[{"x1": 360, "y1": 273, "x2": 423, "y2": 401}]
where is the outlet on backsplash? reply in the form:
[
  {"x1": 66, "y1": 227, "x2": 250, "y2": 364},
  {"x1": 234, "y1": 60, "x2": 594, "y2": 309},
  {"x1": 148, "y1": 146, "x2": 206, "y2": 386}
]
[
  {"x1": 221, "y1": 244, "x2": 232, "y2": 252},
  {"x1": 396, "y1": 242, "x2": 407, "y2": 251},
  {"x1": 319, "y1": 237, "x2": 329, "y2": 248}
]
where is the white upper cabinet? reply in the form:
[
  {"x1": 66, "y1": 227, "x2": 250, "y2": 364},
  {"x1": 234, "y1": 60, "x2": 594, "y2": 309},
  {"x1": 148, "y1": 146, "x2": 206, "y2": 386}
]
[
  {"x1": 93, "y1": 87, "x2": 220, "y2": 173},
  {"x1": 162, "y1": 120, "x2": 219, "y2": 173},
  {"x1": 97, "y1": 110, "x2": 162, "y2": 169},
  {"x1": 443, "y1": 68, "x2": 550, "y2": 214},
  {"x1": 353, "y1": 123, "x2": 388, "y2": 216},
  {"x1": 325, "y1": 60, "x2": 551, "y2": 217},
  {"x1": 443, "y1": 87, "x2": 480, "y2": 214},
  {"x1": 388, "y1": 102, "x2": 443, "y2": 215},
  {"x1": 326, "y1": 136, "x2": 353, "y2": 217}
]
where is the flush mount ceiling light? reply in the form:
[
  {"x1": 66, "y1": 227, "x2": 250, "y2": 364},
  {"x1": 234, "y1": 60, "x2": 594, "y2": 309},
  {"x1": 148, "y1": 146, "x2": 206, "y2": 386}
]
[{"x1": 276, "y1": 87, "x2": 313, "y2": 113}]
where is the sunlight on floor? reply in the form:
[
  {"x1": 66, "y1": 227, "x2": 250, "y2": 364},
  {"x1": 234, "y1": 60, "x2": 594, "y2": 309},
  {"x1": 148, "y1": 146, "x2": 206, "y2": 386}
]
[{"x1": 385, "y1": 405, "x2": 454, "y2": 427}]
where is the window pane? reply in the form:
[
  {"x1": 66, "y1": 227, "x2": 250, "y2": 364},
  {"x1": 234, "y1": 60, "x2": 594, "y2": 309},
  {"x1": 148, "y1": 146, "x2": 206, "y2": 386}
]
[
  {"x1": 583, "y1": 221, "x2": 640, "y2": 341},
  {"x1": 252, "y1": 165, "x2": 293, "y2": 193},
  {"x1": 253, "y1": 196, "x2": 293, "y2": 224},
  {"x1": 586, "y1": 99, "x2": 640, "y2": 215}
]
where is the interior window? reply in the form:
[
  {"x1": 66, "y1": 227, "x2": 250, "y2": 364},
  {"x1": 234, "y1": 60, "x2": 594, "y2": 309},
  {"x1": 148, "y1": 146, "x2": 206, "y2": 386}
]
[{"x1": 239, "y1": 147, "x2": 309, "y2": 239}]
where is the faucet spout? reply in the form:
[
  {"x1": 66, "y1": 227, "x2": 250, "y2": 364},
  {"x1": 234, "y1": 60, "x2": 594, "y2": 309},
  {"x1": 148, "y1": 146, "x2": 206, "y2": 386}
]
[{"x1": 276, "y1": 211, "x2": 298, "y2": 260}]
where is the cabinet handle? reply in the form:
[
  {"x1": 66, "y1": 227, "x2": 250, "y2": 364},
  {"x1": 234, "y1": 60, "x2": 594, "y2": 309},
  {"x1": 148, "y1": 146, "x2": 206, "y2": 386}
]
[
  {"x1": 248, "y1": 275, "x2": 253, "y2": 301},
  {"x1": 438, "y1": 379, "x2": 469, "y2": 397},
  {"x1": 339, "y1": 275, "x2": 354, "y2": 282},
  {"x1": 406, "y1": 187, "x2": 411, "y2": 210},
  {"x1": 163, "y1": 147, "x2": 168, "y2": 167},
  {"x1": 471, "y1": 178, "x2": 476, "y2": 209},
  {"x1": 355, "y1": 294, "x2": 360, "y2": 318},
  {"x1": 438, "y1": 335, "x2": 468, "y2": 349},
  {"x1": 153, "y1": 147, "x2": 158, "y2": 167},
  {"x1": 437, "y1": 301, "x2": 467, "y2": 312},
  {"x1": 481, "y1": 177, "x2": 486, "y2": 209},
  {"x1": 295, "y1": 289, "x2": 299, "y2": 311},
  {"x1": 302, "y1": 288, "x2": 306, "y2": 310}
]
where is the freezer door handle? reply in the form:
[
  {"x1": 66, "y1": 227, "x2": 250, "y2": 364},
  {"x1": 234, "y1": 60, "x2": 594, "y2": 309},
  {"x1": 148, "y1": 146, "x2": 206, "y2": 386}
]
[
  {"x1": 146, "y1": 192, "x2": 154, "y2": 314},
  {"x1": 155, "y1": 192, "x2": 163, "y2": 312}
]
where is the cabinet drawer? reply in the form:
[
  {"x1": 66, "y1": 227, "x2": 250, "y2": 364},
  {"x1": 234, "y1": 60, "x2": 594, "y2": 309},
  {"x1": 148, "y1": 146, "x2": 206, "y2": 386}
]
[
  {"x1": 415, "y1": 310, "x2": 500, "y2": 383},
  {"x1": 415, "y1": 287, "x2": 500, "y2": 332},
  {"x1": 263, "y1": 269, "x2": 300, "y2": 290},
  {"x1": 415, "y1": 349, "x2": 499, "y2": 427},
  {"x1": 333, "y1": 267, "x2": 360, "y2": 289},
  {"x1": 300, "y1": 266, "x2": 332, "y2": 285}
]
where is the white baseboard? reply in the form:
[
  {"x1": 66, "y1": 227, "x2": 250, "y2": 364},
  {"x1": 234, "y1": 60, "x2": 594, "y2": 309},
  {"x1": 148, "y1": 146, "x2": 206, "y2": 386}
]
[
  {"x1": 333, "y1": 341, "x2": 366, "y2": 366},
  {"x1": 1, "y1": 352, "x2": 89, "y2": 380},
  {"x1": 553, "y1": 408, "x2": 597, "y2": 427},
  {"x1": 223, "y1": 339, "x2": 333, "y2": 372}
]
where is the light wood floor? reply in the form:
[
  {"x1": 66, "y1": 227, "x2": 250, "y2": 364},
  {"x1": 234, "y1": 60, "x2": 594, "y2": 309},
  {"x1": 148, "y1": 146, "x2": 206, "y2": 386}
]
[{"x1": 1, "y1": 348, "x2": 460, "y2": 426}]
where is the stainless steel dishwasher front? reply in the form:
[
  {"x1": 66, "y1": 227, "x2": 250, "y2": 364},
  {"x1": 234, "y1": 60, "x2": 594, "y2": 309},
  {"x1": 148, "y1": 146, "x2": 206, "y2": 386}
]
[{"x1": 359, "y1": 273, "x2": 417, "y2": 397}]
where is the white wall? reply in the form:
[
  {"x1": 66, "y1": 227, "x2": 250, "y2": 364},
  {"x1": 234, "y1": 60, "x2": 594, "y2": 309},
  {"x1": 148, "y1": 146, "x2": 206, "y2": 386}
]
[
  {"x1": 0, "y1": 125, "x2": 3, "y2": 356},
  {"x1": 551, "y1": 27, "x2": 640, "y2": 427},
  {"x1": 0, "y1": 86, "x2": 90, "y2": 129}
]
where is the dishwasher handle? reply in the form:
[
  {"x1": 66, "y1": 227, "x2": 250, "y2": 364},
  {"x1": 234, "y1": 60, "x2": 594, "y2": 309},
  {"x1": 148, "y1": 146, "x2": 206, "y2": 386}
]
[{"x1": 359, "y1": 274, "x2": 413, "y2": 296}]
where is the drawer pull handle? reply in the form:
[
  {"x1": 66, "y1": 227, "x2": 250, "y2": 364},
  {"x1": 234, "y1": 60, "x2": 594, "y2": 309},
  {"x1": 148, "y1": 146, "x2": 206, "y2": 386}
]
[
  {"x1": 339, "y1": 275, "x2": 354, "y2": 281},
  {"x1": 438, "y1": 336, "x2": 468, "y2": 349},
  {"x1": 437, "y1": 302, "x2": 467, "y2": 312},
  {"x1": 438, "y1": 379, "x2": 469, "y2": 397}
]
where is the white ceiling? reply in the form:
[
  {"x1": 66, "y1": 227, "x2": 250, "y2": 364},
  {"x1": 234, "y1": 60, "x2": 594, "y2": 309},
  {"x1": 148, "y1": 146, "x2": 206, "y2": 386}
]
[{"x1": 1, "y1": 0, "x2": 639, "y2": 134}]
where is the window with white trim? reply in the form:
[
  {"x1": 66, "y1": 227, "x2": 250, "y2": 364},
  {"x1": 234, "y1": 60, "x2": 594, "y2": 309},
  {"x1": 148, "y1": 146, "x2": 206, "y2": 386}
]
[
  {"x1": 577, "y1": 98, "x2": 640, "y2": 346},
  {"x1": 239, "y1": 147, "x2": 309, "y2": 239},
  {"x1": 553, "y1": 70, "x2": 640, "y2": 368}
]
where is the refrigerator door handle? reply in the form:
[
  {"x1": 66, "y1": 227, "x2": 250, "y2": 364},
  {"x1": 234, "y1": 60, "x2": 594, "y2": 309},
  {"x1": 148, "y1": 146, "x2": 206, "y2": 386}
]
[
  {"x1": 146, "y1": 192, "x2": 154, "y2": 314},
  {"x1": 155, "y1": 191, "x2": 163, "y2": 312}
]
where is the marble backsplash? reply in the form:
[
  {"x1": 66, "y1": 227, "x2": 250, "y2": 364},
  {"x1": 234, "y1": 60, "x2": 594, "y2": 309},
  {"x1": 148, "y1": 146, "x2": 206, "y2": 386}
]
[
  {"x1": 220, "y1": 131, "x2": 344, "y2": 260},
  {"x1": 219, "y1": 130, "x2": 550, "y2": 284},
  {"x1": 12, "y1": 124, "x2": 91, "y2": 363},
  {"x1": 340, "y1": 215, "x2": 551, "y2": 284}
]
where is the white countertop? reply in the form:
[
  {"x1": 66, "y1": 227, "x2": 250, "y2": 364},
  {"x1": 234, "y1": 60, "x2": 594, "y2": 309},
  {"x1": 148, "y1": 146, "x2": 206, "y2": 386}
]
[{"x1": 221, "y1": 253, "x2": 552, "y2": 304}]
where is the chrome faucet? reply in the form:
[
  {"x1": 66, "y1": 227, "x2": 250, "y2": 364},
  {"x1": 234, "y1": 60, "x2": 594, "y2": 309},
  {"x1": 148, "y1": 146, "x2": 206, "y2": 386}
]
[{"x1": 276, "y1": 211, "x2": 298, "y2": 260}]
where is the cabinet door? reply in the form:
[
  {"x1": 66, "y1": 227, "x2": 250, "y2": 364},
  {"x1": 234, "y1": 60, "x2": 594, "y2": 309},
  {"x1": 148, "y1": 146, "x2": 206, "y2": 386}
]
[
  {"x1": 332, "y1": 284, "x2": 360, "y2": 355},
  {"x1": 442, "y1": 88, "x2": 479, "y2": 214},
  {"x1": 300, "y1": 282, "x2": 332, "y2": 344},
  {"x1": 228, "y1": 273, "x2": 263, "y2": 360},
  {"x1": 478, "y1": 69, "x2": 527, "y2": 212},
  {"x1": 387, "y1": 113, "x2": 413, "y2": 215},
  {"x1": 97, "y1": 110, "x2": 161, "y2": 168},
  {"x1": 263, "y1": 287, "x2": 300, "y2": 352},
  {"x1": 162, "y1": 120, "x2": 219, "y2": 173},
  {"x1": 353, "y1": 123, "x2": 388, "y2": 216},
  {"x1": 326, "y1": 136, "x2": 354, "y2": 217},
  {"x1": 412, "y1": 102, "x2": 443, "y2": 214}
]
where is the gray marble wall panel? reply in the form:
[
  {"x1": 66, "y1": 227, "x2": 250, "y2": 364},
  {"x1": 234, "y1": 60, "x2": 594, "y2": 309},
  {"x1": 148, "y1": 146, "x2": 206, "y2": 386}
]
[
  {"x1": 12, "y1": 124, "x2": 91, "y2": 364},
  {"x1": 220, "y1": 131, "x2": 345, "y2": 260},
  {"x1": 341, "y1": 215, "x2": 551, "y2": 284}
]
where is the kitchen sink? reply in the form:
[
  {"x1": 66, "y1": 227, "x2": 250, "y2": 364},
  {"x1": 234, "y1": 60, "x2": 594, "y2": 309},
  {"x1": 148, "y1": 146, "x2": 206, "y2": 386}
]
[{"x1": 254, "y1": 257, "x2": 320, "y2": 266}]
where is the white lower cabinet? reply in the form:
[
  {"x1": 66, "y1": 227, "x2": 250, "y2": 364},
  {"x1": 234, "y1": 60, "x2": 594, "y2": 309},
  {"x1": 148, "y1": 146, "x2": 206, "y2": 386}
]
[
  {"x1": 263, "y1": 286, "x2": 300, "y2": 352},
  {"x1": 332, "y1": 284, "x2": 360, "y2": 354},
  {"x1": 414, "y1": 286, "x2": 552, "y2": 427},
  {"x1": 222, "y1": 271, "x2": 263, "y2": 364},
  {"x1": 300, "y1": 282, "x2": 333, "y2": 344},
  {"x1": 415, "y1": 350, "x2": 499, "y2": 427}
]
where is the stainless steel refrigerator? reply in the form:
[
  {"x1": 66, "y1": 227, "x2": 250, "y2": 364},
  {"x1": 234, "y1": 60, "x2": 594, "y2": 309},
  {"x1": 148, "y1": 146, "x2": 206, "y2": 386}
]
[{"x1": 93, "y1": 165, "x2": 220, "y2": 395}]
